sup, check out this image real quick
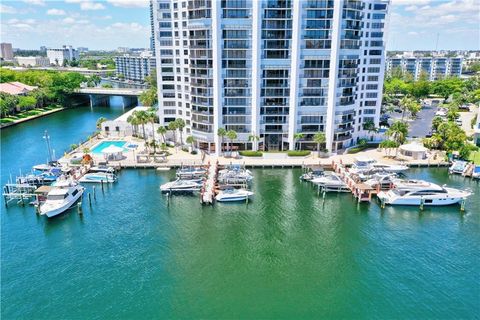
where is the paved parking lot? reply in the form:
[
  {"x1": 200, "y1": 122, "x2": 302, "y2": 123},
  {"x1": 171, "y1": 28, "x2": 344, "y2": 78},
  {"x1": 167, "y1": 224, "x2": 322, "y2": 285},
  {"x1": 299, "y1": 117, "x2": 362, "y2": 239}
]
[{"x1": 388, "y1": 105, "x2": 437, "y2": 138}]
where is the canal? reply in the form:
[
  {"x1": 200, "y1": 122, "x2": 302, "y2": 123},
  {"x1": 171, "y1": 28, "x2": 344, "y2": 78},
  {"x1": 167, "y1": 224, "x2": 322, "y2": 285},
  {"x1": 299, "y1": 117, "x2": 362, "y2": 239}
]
[{"x1": 1, "y1": 106, "x2": 479, "y2": 319}]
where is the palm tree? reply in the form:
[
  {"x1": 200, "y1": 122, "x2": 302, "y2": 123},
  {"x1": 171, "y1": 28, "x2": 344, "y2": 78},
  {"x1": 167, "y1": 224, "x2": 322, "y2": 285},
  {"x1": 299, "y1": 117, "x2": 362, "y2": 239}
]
[
  {"x1": 175, "y1": 118, "x2": 186, "y2": 145},
  {"x1": 217, "y1": 128, "x2": 227, "y2": 155},
  {"x1": 186, "y1": 135, "x2": 196, "y2": 150},
  {"x1": 386, "y1": 121, "x2": 409, "y2": 156},
  {"x1": 226, "y1": 130, "x2": 237, "y2": 153},
  {"x1": 147, "y1": 109, "x2": 158, "y2": 153},
  {"x1": 127, "y1": 114, "x2": 140, "y2": 137},
  {"x1": 313, "y1": 132, "x2": 326, "y2": 157},
  {"x1": 96, "y1": 117, "x2": 107, "y2": 129},
  {"x1": 363, "y1": 120, "x2": 378, "y2": 141},
  {"x1": 167, "y1": 121, "x2": 178, "y2": 145},
  {"x1": 293, "y1": 133, "x2": 304, "y2": 151},
  {"x1": 134, "y1": 110, "x2": 149, "y2": 143},
  {"x1": 248, "y1": 134, "x2": 260, "y2": 151},
  {"x1": 157, "y1": 126, "x2": 167, "y2": 143}
]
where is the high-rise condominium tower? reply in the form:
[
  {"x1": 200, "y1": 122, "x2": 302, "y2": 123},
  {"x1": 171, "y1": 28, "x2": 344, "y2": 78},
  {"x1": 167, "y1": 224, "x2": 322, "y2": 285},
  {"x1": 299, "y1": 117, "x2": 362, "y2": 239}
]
[{"x1": 152, "y1": 0, "x2": 390, "y2": 153}]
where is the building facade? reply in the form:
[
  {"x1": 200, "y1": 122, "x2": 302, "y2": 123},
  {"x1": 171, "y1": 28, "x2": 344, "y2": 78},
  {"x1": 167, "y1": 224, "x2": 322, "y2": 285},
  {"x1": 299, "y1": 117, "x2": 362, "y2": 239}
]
[
  {"x1": 114, "y1": 53, "x2": 157, "y2": 82},
  {"x1": 0, "y1": 43, "x2": 14, "y2": 61},
  {"x1": 386, "y1": 56, "x2": 463, "y2": 81},
  {"x1": 152, "y1": 0, "x2": 390, "y2": 153},
  {"x1": 46, "y1": 45, "x2": 80, "y2": 65},
  {"x1": 16, "y1": 56, "x2": 50, "y2": 67}
]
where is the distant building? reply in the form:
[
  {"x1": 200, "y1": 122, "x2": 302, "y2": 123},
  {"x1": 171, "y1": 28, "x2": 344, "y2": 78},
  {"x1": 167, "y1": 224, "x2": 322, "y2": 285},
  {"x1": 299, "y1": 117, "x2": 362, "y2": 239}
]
[
  {"x1": 15, "y1": 56, "x2": 50, "y2": 67},
  {"x1": 386, "y1": 56, "x2": 463, "y2": 80},
  {"x1": 46, "y1": 45, "x2": 80, "y2": 65},
  {"x1": 0, "y1": 43, "x2": 14, "y2": 61},
  {"x1": 117, "y1": 47, "x2": 130, "y2": 53},
  {"x1": 77, "y1": 47, "x2": 89, "y2": 53},
  {"x1": 0, "y1": 81, "x2": 38, "y2": 96},
  {"x1": 114, "y1": 52, "x2": 156, "y2": 82},
  {"x1": 40, "y1": 46, "x2": 47, "y2": 53},
  {"x1": 149, "y1": 0, "x2": 155, "y2": 53}
]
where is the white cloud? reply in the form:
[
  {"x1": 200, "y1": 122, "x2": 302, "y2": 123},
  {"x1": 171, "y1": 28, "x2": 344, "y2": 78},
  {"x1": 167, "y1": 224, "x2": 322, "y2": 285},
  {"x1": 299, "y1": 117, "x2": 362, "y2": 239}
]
[
  {"x1": 23, "y1": 0, "x2": 45, "y2": 6},
  {"x1": 10, "y1": 23, "x2": 33, "y2": 29},
  {"x1": 64, "y1": 0, "x2": 82, "y2": 3},
  {"x1": 47, "y1": 8, "x2": 66, "y2": 16},
  {"x1": 0, "y1": 4, "x2": 17, "y2": 14},
  {"x1": 80, "y1": 2, "x2": 106, "y2": 10},
  {"x1": 407, "y1": 31, "x2": 419, "y2": 36},
  {"x1": 7, "y1": 19, "x2": 19, "y2": 24},
  {"x1": 106, "y1": 0, "x2": 149, "y2": 8},
  {"x1": 391, "y1": 0, "x2": 431, "y2": 5},
  {"x1": 62, "y1": 17, "x2": 76, "y2": 24}
]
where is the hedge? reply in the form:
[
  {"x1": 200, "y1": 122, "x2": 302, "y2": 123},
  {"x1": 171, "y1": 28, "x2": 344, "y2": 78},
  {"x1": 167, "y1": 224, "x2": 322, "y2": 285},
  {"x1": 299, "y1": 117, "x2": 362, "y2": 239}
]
[
  {"x1": 287, "y1": 150, "x2": 311, "y2": 157},
  {"x1": 239, "y1": 151, "x2": 263, "y2": 157},
  {"x1": 347, "y1": 143, "x2": 379, "y2": 154}
]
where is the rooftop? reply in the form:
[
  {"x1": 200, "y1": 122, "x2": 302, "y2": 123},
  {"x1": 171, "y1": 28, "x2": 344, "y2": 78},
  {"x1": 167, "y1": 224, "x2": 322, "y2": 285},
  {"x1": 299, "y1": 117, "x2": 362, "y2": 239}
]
[{"x1": 0, "y1": 81, "x2": 38, "y2": 95}]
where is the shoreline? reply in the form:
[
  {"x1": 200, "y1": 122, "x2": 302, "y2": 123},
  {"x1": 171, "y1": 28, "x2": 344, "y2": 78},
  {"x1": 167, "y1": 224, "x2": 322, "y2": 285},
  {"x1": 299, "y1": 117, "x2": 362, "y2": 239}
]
[{"x1": 0, "y1": 107, "x2": 65, "y2": 129}]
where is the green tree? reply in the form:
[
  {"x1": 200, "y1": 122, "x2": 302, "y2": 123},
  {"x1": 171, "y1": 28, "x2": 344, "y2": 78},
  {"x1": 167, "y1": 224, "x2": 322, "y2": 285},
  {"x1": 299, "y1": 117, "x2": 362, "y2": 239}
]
[
  {"x1": 96, "y1": 117, "x2": 107, "y2": 129},
  {"x1": 127, "y1": 113, "x2": 140, "y2": 137},
  {"x1": 431, "y1": 116, "x2": 444, "y2": 132},
  {"x1": 147, "y1": 109, "x2": 158, "y2": 153},
  {"x1": 248, "y1": 134, "x2": 260, "y2": 151},
  {"x1": 186, "y1": 135, "x2": 196, "y2": 150},
  {"x1": 167, "y1": 121, "x2": 178, "y2": 145},
  {"x1": 217, "y1": 128, "x2": 227, "y2": 155},
  {"x1": 313, "y1": 132, "x2": 326, "y2": 156},
  {"x1": 18, "y1": 95, "x2": 37, "y2": 111},
  {"x1": 226, "y1": 130, "x2": 237, "y2": 153},
  {"x1": 293, "y1": 132, "x2": 304, "y2": 151},
  {"x1": 175, "y1": 118, "x2": 186, "y2": 145},
  {"x1": 139, "y1": 88, "x2": 157, "y2": 106},
  {"x1": 101, "y1": 83, "x2": 113, "y2": 88},
  {"x1": 157, "y1": 126, "x2": 167, "y2": 143},
  {"x1": 386, "y1": 121, "x2": 409, "y2": 156}
]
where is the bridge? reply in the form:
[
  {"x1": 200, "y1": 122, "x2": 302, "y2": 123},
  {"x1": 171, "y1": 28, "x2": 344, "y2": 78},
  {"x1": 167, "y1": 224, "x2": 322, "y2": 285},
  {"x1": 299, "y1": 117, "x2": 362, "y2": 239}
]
[{"x1": 74, "y1": 87, "x2": 146, "y2": 108}]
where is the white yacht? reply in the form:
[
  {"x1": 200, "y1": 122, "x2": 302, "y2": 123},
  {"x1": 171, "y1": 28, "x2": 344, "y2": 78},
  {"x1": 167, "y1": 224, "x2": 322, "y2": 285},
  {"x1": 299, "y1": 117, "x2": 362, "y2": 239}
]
[
  {"x1": 350, "y1": 157, "x2": 408, "y2": 174},
  {"x1": 215, "y1": 188, "x2": 254, "y2": 202},
  {"x1": 449, "y1": 160, "x2": 468, "y2": 174},
  {"x1": 311, "y1": 172, "x2": 350, "y2": 192},
  {"x1": 218, "y1": 168, "x2": 253, "y2": 184},
  {"x1": 176, "y1": 167, "x2": 207, "y2": 179},
  {"x1": 377, "y1": 181, "x2": 471, "y2": 206},
  {"x1": 364, "y1": 173, "x2": 396, "y2": 189},
  {"x1": 79, "y1": 172, "x2": 117, "y2": 183},
  {"x1": 299, "y1": 169, "x2": 324, "y2": 181},
  {"x1": 472, "y1": 166, "x2": 480, "y2": 179},
  {"x1": 160, "y1": 179, "x2": 203, "y2": 192},
  {"x1": 39, "y1": 184, "x2": 85, "y2": 218},
  {"x1": 89, "y1": 164, "x2": 115, "y2": 173}
]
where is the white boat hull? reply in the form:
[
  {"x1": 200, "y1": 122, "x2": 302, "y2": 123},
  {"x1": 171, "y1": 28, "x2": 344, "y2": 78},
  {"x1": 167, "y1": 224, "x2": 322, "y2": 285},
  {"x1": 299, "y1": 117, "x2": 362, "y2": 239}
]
[
  {"x1": 378, "y1": 193, "x2": 467, "y2": 206},
  {"x1": 40, "y1": 187, "x2": 84, "y2": 218},
  {"x1": 216, "y1": 191, "x2": 254, "y2": 202}
]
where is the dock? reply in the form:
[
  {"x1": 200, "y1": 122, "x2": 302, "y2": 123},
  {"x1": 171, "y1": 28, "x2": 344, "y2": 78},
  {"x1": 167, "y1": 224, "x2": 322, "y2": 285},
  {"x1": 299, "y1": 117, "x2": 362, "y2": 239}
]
[{"x1": 201, "y1": 159, "x2": 218, "y2": 205}]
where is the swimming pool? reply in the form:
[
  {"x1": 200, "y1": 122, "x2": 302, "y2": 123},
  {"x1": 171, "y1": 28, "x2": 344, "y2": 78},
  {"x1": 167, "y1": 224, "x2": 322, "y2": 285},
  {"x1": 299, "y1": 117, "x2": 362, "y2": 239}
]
[{"x1": 91, "y1": 141, "x2": 127, "y2": 154}]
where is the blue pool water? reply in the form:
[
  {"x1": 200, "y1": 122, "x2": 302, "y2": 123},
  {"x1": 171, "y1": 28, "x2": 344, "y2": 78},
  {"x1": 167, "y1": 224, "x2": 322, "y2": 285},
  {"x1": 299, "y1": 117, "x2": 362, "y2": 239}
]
[{"x1": 91, "y1": 140, "x2": 126, "y2": 154}]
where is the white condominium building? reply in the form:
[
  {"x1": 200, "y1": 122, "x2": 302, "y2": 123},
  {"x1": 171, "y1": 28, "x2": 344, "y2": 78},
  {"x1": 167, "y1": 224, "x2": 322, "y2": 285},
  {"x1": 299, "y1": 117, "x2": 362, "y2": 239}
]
[
  {"x1": 114, "y1": 52, "x2": 157, "y2": 82},
  {"x1": 152, "y1": 0, "x2": 390, "y2": 153},
  {"x1": 386, "y1": 56, "x2": 463, "y2": 81},
  {"x1": 46, "y1": 45, "x2": 79, "y2": 66}
]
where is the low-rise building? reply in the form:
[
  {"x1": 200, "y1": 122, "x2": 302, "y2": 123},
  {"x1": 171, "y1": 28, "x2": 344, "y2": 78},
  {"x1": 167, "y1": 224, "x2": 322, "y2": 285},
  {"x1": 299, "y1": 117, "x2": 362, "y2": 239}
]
[
  {"x1": 15, "y1": 56, "x2": 50, "y2": 67},
  {"x1": 0, "y1": 81, "x2": 38, "y2": 96},
  {"x1": 474, "y1": 108, "x2": 480, "y2": 147},
  {"x1": 386, "y1": 56, "x2": 463, "y2": 80},
  {"x1": 114, "y1": 52, "x2": 156, "y2": 82},
  {"x1": 46, "y1": 45, "x2": 79, "y2": 66}
]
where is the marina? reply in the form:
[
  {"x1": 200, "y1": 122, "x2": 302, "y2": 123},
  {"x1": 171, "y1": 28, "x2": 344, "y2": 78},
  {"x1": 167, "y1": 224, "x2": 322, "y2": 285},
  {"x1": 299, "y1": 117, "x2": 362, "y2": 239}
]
[{"x1": 1, "y1": 107, "x2": 479, "y2": 319}]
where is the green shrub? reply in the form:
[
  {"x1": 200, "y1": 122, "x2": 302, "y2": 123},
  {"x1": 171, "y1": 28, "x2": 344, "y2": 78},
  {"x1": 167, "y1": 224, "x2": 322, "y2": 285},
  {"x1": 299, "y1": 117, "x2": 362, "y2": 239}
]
[
  {"x1": 191, "y1": 150, "x2": 198, "y2": 155},
  {"x1": 239, "y1": 151, "x2": 263, "y2": 157},
  {"x1": 287, "y1": 150, "x2": 311, "y2": 157},
  {"x1": 347, "y1": 143, "x2": 379, "y2": 154}
]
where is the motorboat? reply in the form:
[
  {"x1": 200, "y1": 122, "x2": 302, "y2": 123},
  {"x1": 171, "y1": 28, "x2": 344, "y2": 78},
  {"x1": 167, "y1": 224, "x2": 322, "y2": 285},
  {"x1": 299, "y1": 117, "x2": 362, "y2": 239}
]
[
  {"x1": 472, "y1": 166, "x2": 480, "y2": 179},
  {"x1": 311, "y1": 172, "x2": 350, "y2": 192},
  {"x1": 176, "y1": 167, "x2": 207, "y2": 179},
  {"x1": 16, "y1": 171, "x2": 59, "y2": 186},
  {"x1": 449, "y1": 160, "x2": 468, "y2": 174},
  {"x1": 364, "y1": 173, "x2": 396, "y2": 189},
  {"x1": 377, "y1": 182, "x2": 471, "y2": 206},
  {"x1": 39, "y1": 184, "x2": 85, "y2": 218},
  {"x1": 160, "y1": 179, "x2": 203, "y2": 192},
  {"x1": 391, "y1": 179, "x2": 438, "y2": 191},
  {"x1": 32, "y1": 161, "x2": 60, "y2": 172},
  {"x1": 218, "y1": 167, "x2": 253, "y2": 184},
  {"x1": 215, "y1": 188, "x2": 254, "y2": 202},
  {"x1": 89, "y1": 164, "x2": 115, "y2": 173},
  {"x1": 300, "y1": 168, "x2": 324, "y2": 181},
  {"x1": 78, "y1": 172, "x2": 117, "y2": 183},
  {"x1": 350, "y1": 157, "x2": 408, "y2": 174}
]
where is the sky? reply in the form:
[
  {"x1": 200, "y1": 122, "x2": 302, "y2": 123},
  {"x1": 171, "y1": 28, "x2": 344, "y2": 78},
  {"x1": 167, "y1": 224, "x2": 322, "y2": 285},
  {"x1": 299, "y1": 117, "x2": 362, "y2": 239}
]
[{"x1": 0, "y1": 0, "x2": 479, "y2": 51}]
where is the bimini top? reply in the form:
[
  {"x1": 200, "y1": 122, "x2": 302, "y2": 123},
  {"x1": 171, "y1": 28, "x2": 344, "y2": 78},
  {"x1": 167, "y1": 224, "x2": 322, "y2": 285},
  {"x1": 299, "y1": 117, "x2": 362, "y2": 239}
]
[{"x1": 399, "y1": 143, "x2": 428, "y2": 153}]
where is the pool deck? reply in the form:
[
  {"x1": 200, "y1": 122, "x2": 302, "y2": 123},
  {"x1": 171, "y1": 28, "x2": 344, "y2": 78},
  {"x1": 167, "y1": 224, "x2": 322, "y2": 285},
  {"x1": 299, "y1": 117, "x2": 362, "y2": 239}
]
[{"x1": 66, "y1": 135, "x2": 450, "y2": 170}]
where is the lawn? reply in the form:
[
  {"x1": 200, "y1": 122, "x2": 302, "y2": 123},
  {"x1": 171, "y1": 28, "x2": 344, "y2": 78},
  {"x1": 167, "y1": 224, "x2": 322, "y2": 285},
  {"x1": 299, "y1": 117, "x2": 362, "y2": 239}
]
[{"x1": 468, "y1": 151, "x2": 480, "y2": 165}]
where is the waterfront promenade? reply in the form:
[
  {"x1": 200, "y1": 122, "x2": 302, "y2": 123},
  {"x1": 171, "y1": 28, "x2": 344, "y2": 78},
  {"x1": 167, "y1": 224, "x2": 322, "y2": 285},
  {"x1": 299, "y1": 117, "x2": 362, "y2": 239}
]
[{"x1": 74, "y1": 134, "x2": 449, "y2": 169}]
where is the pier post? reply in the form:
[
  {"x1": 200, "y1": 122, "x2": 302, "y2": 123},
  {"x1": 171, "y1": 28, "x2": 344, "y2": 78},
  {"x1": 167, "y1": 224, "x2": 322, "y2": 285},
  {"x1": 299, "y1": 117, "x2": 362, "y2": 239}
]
[
  {"x1": 101, "y1": 180, "x2": 104, "y2": 192},
  {"x1": 93, "y1": 186, "x2": 96, "y2": 200},
  {"x1": 460, "y1": 199, "x2": 465, "y2": 212},
  {"x1": 88, "y1": 193, "x2": 92, "y2": 206},
  {"x1": 420, "y1": 197, "x2": 424, "y2": 211}
]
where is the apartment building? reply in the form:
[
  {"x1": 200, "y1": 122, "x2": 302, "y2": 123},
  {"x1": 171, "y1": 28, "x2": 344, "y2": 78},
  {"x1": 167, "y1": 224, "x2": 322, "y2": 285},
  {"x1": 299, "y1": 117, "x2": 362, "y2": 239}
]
[
  {"x1": 114, "y1": 52, "x2": 156, "y2": 82},
  {"x1": 152, "y1": 0, "x2": 390, "y2": 153},
  {"x1": 386, "y1": 56, "x2": 463, "y2": 80},
  {"x1": 0, "y1": 43, "x2": 14, "y2": 61},
  {"x1": 46, "y1": 45, "x2": 79, "y2": 66}
]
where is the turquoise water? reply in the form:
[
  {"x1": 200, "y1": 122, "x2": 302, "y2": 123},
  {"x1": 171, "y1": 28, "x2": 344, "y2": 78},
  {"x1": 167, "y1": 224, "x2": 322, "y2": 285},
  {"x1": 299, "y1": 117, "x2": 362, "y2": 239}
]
[
  {"x1": 91, "y1": 140, "x2": 127, "y2": 154},
  {"x1": 1, "y1": 107, "x2": 479, "y2": 319}
]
